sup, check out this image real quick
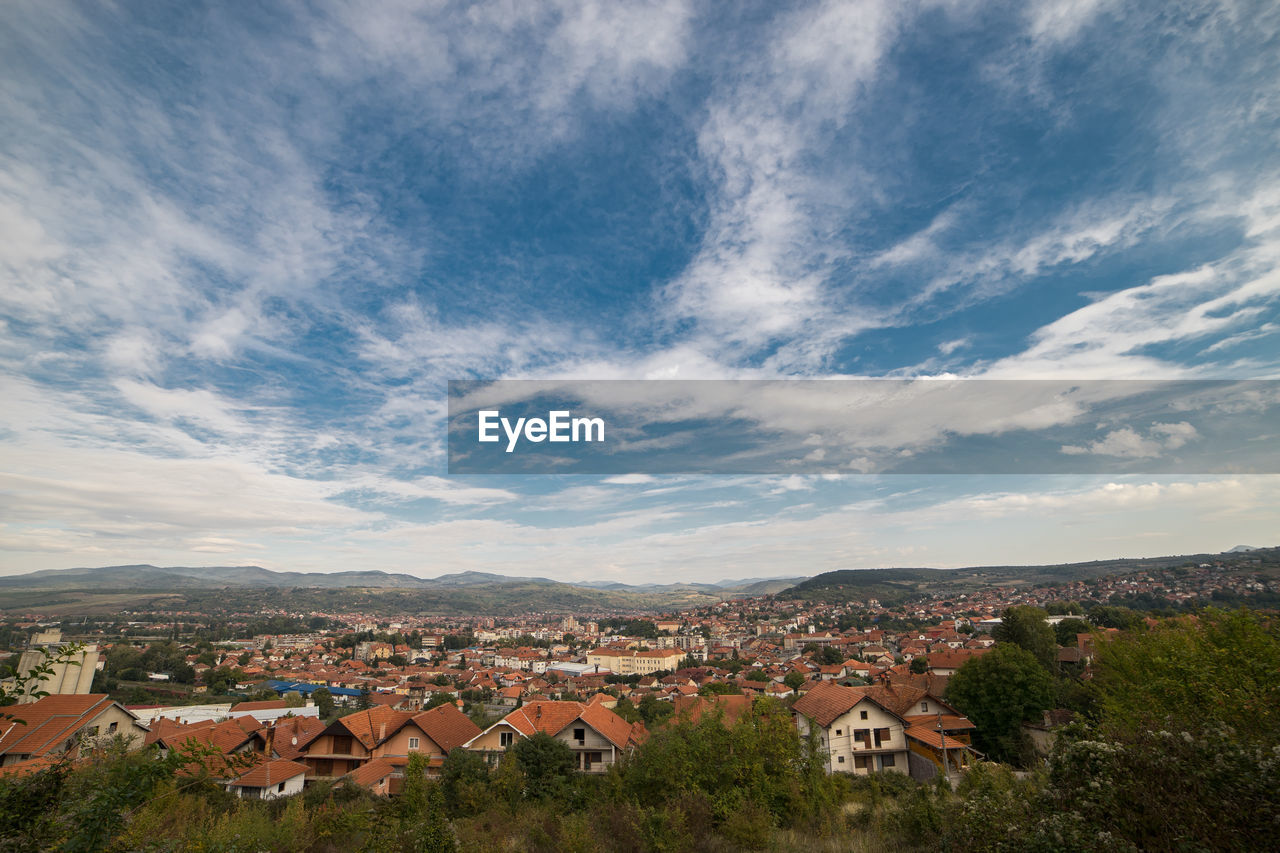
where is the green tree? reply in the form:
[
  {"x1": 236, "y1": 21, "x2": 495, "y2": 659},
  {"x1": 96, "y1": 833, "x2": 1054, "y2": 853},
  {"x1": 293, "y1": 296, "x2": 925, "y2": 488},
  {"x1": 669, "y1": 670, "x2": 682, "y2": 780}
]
[
  {"x1": 619, "y1": 698, "x2": 843, "y2": 834},
  {"x1": 992, "y1": 606, "x2": 1057, "y2": 668},
  {"x1": 637, "y1": 693, "x2": 673, "y2": 727},
  {"x1": 510, "y1": 732, "x2": 576, "y2": 799},
  {"x1": 909, "y1": 655, "x2": 929, "y2": 674},
  {"x1": 312, "y1": 687, "x2": 336, "y2": 719},
  {"x1": 1090, "y1": 608, "x2": 1280, "y2": 743},
  {"x1": 783, "y1": 670, "x2": 805, "y2": 690},
  {"x1": 367, "y1": 752, "x2": 456, "y2": 851},
  {"x1": 1052, "y1": 617, "x2": 1092, "y2": 647},
  {"x1": 946, "y1": 644, "x2": 1054, "y2": 765},
  {"x1": 439, "y1": 748, "x2": 491, "y2": 818}
]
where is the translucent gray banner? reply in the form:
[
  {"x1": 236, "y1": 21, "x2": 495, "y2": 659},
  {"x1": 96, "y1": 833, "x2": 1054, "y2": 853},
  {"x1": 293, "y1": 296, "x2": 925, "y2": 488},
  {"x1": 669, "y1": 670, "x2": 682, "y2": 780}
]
[{"x1": 447, "y1": 379, "x2": 1280, "y2": 474}]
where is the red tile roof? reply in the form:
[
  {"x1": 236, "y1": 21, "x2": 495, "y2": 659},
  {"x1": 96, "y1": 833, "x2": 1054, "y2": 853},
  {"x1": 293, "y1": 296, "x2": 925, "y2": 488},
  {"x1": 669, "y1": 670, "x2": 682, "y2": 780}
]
[
  {"x1": 412, "y1": 704, "x2": 481, "y2": 754},
  {"x1": 227, "y1": 758, "x2": 307, "y2": 789},
  {"x1": 230, "y1": 699, "x2": 288, "y2": 713},
  {"x1": 331, "y1": 706, "x2": 415, "y2": 749},
  {"x1": 672, "y1": 694, "x2": 753, "y2": 726},
  {"x1": 0, "y1": 695, "x2": 124, "y2": 760},
  {"x1": 495, "y1": 700, "x2": 638, "y2": 750},
  {"x1": 342, "y1": 756, "x2": 398, "y2": 791}
]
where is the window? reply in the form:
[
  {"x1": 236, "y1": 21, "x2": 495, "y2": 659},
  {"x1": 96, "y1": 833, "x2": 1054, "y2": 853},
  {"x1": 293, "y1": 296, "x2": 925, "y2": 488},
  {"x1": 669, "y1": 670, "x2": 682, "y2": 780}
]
[
  {"x1": 408, "y1": 737, "x2": 419, "y2": 750},
  {"x1": 855, "y1": 729, "x2": 870, "y2": 747},
  {"x1": 835, "y1": 729, "x2": 842, "y2": 736},
  {"x1": 860, "y1": 710, "x2": 868, "y2": 720},
  {"x1": 500, "y1": 731, "x2": 514, "y2": 747},
  {"x1": 333, "y1": 735, "x2": 353, "y2": 754},
  {"x1": 573, "y1": 728, "x2": 586, "y2": 743},
  {"x1": 854, "y1": 756, "x2": 868, "y2": 769},
  {"x1": 874, "y1": 727, "x2": 890, "y2": 747},
  {"x1": 277, "y1": 782, "x2": 286, "y2": 793},
  {"x1": 837, "y1": 755, "x2": 845, "y2": 764},
  {"x1": 921, "y1": 702, "x2": 929, "y2": 712},
  {"x1": 881, "y1": 754, "x2": 895, "y2": 768},
  {"x1": 88, "y1": 726, "x2": 100, "y2": 737},
  {"x1": 108, "y1": 722, "x2": 118, "y2": 734}
]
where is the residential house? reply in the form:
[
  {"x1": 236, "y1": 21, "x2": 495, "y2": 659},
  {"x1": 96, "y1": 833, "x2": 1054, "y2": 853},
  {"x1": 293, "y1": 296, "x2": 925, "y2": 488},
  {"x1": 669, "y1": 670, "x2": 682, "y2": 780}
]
[
  {"x1": 223, "y1": 759, "x2": 308, "y2": 800},
  {"x1": 464, "y1": 699, "x2": 643, "y2": 773},
  {"x1": 0, "y1": 694, "x2": 148, "y2": 770},
  {"x1": 792, "y1": 681, "x2": 977, "y2": 779},
  {"x1": 300, "y1": 703, "x2": 480, "y2": 781}
]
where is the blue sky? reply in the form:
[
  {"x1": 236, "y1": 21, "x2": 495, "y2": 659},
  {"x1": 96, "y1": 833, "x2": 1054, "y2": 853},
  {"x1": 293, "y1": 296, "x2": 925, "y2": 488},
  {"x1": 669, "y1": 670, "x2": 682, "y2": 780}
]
[{"x1": 2, "y1": 0, "x2": 1278, "y2": 583}]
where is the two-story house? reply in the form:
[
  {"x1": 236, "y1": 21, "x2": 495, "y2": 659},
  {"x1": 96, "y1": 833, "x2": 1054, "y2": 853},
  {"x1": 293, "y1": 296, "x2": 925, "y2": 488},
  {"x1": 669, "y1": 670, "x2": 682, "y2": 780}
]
[
  {"x1": 300, "y1": 703, "x2": 480, "y2": 782},
  {"x1": 792, "y1": 680, "x2": 977, "y2": 779},
  {"x1": 464, "y1": 698, "x2": 644, "y2": 773},
  {"x1": 0, "y1": 694, "x2": 148, "y2": 772}
]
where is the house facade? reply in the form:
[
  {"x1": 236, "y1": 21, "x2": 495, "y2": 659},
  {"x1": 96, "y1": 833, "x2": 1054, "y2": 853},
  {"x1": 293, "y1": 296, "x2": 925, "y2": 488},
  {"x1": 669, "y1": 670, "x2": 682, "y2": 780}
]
[
  {"x1": 0, "y1": 694, "x2": 148, "y2": 770},
  {"x1": 792, "y1": 681, "x2": 977, "y2": 779},
  {"x1": 464, "y1": 699, "x2": 643, "y2": 773}
]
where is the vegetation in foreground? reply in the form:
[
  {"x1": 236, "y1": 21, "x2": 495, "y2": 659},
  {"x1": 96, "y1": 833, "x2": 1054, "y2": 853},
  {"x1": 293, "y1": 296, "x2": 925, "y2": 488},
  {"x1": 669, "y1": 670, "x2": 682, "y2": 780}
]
[{"x1": 0, "y1": 608, "x2": 1275, "y2": 852}]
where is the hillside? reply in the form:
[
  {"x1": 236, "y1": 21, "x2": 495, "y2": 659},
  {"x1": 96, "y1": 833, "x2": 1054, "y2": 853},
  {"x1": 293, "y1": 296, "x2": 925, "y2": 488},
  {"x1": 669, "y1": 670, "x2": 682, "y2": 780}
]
[
  {"x1": 0, "y1": 564, "x2": 795, "y2": 616},
  {"x1": 780, "y1": 547, "x2": 1280, "y2": 603}
]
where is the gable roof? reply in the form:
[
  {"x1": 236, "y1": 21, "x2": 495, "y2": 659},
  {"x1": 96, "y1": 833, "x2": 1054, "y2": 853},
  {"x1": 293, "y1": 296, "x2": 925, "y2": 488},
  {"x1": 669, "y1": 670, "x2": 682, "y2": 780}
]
[
  {"x1": 412, "y1": 704, "x2": 481, "y2": 754},
  {"x1": 327, "y1": 706, "x2": 415, "y2": 749},
  {"x1": 268, "y1": 715, "x2": 327, "y2": 760},
  {"x1": 792, "y1": 680, "x2": 940, "y2": 728},
  {"x1": 578, "y1": 702, "x2": 636, "y2": 750},
  {"x1": 500, "y1": 700, "x2": 587, "y2": 739},
  {"x1": 226, "y1": 758, "x2": 307, "y2": 789},
  {"x1": 342, "y1": 755, "x2": 399, "y2": 790},
  {"x1": 230, "y1": 699, "x2": 288, "y2": 713},
  {"x1": 671, "y1": 694, "x2": 753, "y2": 726},
  {"x1": 158, "y1": 718, "x2": 264, "y2": 754},
  {"x1": 477, "y1": 700, "x2": 639, "y2": 751},
  {"x1": 790, "y1": 681, "x2": 864, "y2": 727},
  {"x1": 0, "y1": 695, "x2": 134, "y2": 759}
]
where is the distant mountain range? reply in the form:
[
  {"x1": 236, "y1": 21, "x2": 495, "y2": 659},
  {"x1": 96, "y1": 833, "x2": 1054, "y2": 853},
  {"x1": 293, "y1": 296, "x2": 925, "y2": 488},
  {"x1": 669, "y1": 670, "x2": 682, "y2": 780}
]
[
  {"x1": 0, "y1": 564, "x2": 805, "y2": 597},
  {"x1": 1, "y1": 548, "x2": 1272, "y2": 617}
]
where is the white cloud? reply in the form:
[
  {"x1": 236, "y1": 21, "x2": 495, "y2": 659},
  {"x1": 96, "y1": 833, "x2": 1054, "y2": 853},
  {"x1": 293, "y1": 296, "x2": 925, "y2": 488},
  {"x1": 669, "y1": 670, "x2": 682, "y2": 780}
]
[{"x1": 1061, "y1": 422, "x2": 1200, "y2": 459}]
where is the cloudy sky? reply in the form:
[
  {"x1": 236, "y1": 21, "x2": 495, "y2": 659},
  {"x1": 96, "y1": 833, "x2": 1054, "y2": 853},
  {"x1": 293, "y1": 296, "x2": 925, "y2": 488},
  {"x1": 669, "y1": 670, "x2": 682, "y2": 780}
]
[{"x1": 2, "y1": 0, "x2": 1278, "y2": 583}]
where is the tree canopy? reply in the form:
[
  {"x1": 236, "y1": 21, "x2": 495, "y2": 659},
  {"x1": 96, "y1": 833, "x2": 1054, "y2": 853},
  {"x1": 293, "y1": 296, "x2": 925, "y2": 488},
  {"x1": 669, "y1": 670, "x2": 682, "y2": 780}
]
[{"x1": 946, "y1": 644, "x2": 1054, "y2": 764}]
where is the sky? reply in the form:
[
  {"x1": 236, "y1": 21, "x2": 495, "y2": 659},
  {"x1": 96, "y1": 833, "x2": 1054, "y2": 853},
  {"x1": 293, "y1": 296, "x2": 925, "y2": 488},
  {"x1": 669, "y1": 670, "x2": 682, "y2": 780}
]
[{"x1": 2, "y1": 0, "x2": 1278, "y2": 584}]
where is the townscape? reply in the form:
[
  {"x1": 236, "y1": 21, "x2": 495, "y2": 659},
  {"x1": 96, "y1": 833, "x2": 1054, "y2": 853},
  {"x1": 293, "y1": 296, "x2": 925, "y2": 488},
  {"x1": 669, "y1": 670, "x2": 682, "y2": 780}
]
[{"x1": 2, "y1": 548, "x2": 1277, "y2": 850}]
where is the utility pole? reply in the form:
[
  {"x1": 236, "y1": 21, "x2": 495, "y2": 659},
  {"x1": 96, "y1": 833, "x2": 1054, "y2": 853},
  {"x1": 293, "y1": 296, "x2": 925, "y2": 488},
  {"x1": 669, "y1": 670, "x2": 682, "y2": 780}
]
[{"x1": 936, "y1": 708, "x2": 949, "y2": 783}]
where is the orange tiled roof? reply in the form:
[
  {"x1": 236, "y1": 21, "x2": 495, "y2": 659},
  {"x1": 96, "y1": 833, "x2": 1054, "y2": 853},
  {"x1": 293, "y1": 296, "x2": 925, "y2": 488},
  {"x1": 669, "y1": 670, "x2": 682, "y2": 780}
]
[
  {"x1": 904, "y1": 725, "x2": 975, "y2": 751},
  {"x1": 672, "y1": 694, "x2": 752, "y2": 726},
  {"x1": 790, "y1": 681, "x2": 862, "y2": 727},
  {"x1": 227, "y1": 758, "x2": 307, "y2": 789},
  {"x1": 578, "y1": 702, "x2": 636, "y2": 750},
  {"x1": 342, "y1": 755, "x2": 398, "y2": 791},
  {"x1": 502, "y1": 701, "x2": 585, "y2": 738},
  {"x1": 0, "y1": 695, "x2": 123, "y2": 759},
  {"x1": 230, "y1": 699, "x2": 288, "y2": 713},
  {"x1": 331, "y1": 706, "x2": 415, "y2": 749},
  {"x1": 269, "y1": 716, "x2": 327, "y2": 760},
  {"x1": 412, "y1": 704, "x2": 481, "y2": 754}
]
